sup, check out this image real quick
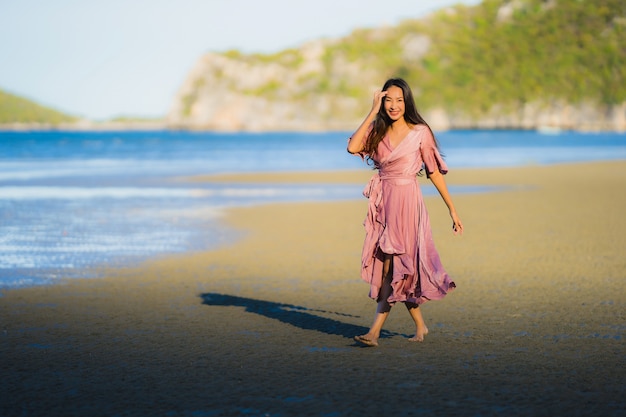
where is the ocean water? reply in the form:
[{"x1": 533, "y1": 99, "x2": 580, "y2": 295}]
[{"x1": 1, "y1": 129, "x2": 624, "y2": 291}]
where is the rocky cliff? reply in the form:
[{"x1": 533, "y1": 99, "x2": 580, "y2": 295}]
[{"x1": 167, "y1": 0, "x2": 626, "y2": 132}]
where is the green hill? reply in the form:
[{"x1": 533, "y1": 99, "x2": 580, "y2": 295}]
[
  {"x1": 391, "y1": 0, "x2": 625, "y2": 115},
  {"x1": 318, "y1": 0, "x2": 625, "y2": 116},
  {"x1": 169, "y1": 0, "x2": 626, "y2": 131},
  {"x1": 0, "y1": 89, "x2": 77, "y2": 125}
]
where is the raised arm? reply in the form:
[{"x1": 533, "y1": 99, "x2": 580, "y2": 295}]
[
  {"x1": 347, "y1": 90, "x2": 387, "y2": 154},
  {"x1": 428, "y1": 170, "x2": 464, "y2": 235}
]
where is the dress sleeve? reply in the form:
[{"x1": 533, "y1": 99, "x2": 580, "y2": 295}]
[{"x1": 420, "y1": 126, "x2": 448, "y2": 175}]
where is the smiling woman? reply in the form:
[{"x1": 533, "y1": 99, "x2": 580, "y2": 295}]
[{"x1": 347, "y1": 78, "x2": 462, "y2": 346}]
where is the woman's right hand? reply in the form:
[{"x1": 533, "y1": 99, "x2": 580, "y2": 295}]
[{"x1": 371, "y1": 90, "x2": 387, "y2": 114}]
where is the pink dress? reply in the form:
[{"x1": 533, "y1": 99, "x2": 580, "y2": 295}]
[{"x1": 356, "y1": 124, "x2": 455, "y2": 305}]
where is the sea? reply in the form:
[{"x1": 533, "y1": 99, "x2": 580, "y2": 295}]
[{"x1": 1, "y1": 129, "x2": 625, "y2": 292}]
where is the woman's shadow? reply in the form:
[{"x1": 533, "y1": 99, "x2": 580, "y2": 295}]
[{"x1": 200, "y1": 292, "x2": 396, "y2": 340}]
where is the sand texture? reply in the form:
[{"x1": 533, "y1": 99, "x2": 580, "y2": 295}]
[{"x1": 1, "y1": 161, "x2": 625, "y2": 416}]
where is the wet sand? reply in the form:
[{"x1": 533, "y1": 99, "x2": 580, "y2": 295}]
[{"x1": 1, "y1": 161, "x2": 625, "y2": 416}]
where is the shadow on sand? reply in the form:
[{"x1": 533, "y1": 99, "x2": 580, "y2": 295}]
[{"x1": 200, "y1": 292, "x2": 395, "y2": 340}]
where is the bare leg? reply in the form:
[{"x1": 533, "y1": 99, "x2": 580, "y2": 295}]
[
  {"x1": 406, "y1": 302, "x2": 429, "y2": 342},
  {"x1": 354, "y1": 254, "x2": 393, "y2": 347}
]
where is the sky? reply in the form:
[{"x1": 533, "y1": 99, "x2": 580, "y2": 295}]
[{"x1": 0, "y1": 0, "x2": 481, "y2": 121}]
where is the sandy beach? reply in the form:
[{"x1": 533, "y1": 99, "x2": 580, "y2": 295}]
[{"x1": 1, "y1": 160, "x2": 624, "y2": 416}]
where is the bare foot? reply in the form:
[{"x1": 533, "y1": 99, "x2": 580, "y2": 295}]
[
  {"x1": 408, "y1": 326, "x2": 429, "y2": 342},
  {"x1": 354, "y1": 334, "x2": 379, "y2": 347}
]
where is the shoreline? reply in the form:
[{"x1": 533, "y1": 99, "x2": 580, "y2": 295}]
[
  {"x1": 3, "y1": 123, "x2": 626, "y2": 133},
  {"x1": 1, "y1": 160, "x2": 623, "y2": 295},
  {"x1": 1, "y1": 160, "x2": 624, "y2": 415}
]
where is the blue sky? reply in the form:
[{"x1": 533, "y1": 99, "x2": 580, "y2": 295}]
[{"x1": 0, "y1": 0, "x2": 480, "y2": 120}]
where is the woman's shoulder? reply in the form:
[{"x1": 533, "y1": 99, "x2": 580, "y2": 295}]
[
  {"x1": 409, "y1": 124, "x2": 436, "y2": 147},
  {"x1": 409, "y1": 124, "x2": 431, "y2": 138},
  {"x1": 410, "y1": 123, "x2": 428, "y2": 132}
]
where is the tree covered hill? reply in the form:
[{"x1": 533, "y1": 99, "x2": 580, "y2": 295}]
[
  {"x1": 168, "y1": 0, "x2": 625, "y2": 131},
  {"x1": 2, "y1": 0, "x2": 623, "y2": 131},
  {"x1": 409, "y1": 0, "x2": 625, "y2": 115}
]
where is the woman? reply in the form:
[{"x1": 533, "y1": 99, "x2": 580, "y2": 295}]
[{"x1": 347, "y1": 78, "x2": 463, "y2": 347}]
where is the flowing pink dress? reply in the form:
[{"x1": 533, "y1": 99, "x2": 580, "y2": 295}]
[{"x1": 356, "y1": 124, "x2": 455, "y2": 305}]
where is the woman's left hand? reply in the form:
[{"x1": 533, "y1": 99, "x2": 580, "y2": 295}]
[{"x1": 451, "y1": 212, "x2": 463, "y2": 235}]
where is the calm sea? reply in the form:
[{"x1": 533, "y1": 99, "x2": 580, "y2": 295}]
[{"x1": 1, "y1": 129, "x2": 624, "y2": 291}]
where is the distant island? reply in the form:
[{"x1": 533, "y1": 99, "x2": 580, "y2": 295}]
[
  {"x1": 0, "y1": 89, "x2": 165, "y2": 131},
  {"x1": 0, "y1": 89, "x2": 77, "y2": 127},
  {"x1": 2, "y1": 0, "x2": 625, "y2": 132}
]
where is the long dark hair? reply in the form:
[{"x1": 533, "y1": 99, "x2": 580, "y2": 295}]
[{"x1": 363, "y1": 78, "x2": 441, "y2": 163}]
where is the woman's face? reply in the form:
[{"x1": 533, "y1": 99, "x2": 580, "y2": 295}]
[{"x1": 383, "y1": 85, "x2": 405, "y2": 122}]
